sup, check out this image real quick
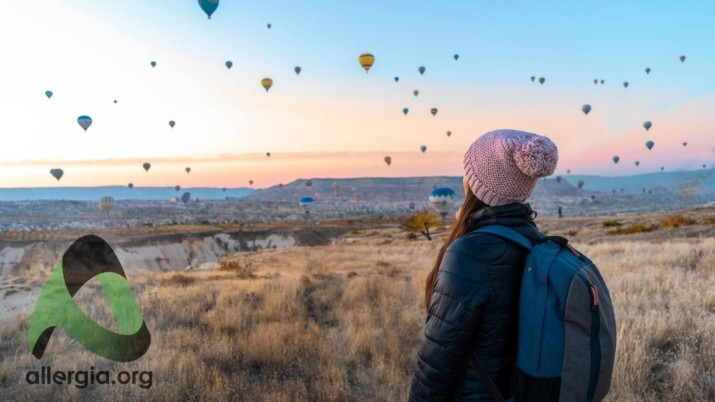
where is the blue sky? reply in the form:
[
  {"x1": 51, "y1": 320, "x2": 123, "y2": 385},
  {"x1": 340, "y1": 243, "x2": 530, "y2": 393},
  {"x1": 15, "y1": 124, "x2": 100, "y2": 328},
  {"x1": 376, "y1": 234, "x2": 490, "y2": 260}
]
[{"x1": 0, "y1": 1, "x2": 713, "y2": 187}]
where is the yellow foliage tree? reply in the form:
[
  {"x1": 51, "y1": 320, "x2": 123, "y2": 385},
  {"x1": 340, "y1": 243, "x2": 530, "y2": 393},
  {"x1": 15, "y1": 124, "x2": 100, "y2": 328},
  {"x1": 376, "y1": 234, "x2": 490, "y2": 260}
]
[{"x1": 402, "y1": 211, "x2": 440, "y2": 241}]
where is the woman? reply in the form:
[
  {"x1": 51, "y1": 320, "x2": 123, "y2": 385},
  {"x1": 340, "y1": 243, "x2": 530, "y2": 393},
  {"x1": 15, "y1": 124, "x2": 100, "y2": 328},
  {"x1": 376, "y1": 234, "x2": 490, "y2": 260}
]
[{"x1": 409, "y1": 129, "x2": 559, "y2": 402}]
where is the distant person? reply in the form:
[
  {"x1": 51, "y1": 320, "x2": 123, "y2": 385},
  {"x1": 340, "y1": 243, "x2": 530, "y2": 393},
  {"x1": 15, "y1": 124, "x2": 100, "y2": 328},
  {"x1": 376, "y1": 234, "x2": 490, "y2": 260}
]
[
  {"x1": 409, "y1": 129, "x2": 559, "y2": 401},
  {"x1": 558, "y1": 206, "x2": 563, "y2": 218}
]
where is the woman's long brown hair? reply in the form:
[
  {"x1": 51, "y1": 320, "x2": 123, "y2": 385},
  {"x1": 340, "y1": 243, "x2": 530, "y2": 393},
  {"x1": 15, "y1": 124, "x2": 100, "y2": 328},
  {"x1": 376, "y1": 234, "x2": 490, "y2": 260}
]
[{"x1": 424, "y1": 186, "x2": 489, "y2": 311}]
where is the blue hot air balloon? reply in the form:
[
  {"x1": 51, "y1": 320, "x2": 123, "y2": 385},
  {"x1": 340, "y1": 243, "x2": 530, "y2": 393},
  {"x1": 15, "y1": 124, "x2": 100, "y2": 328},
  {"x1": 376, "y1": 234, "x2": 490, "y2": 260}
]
[
  {"x1": 45, "y1": 90, "x2": 53, "y2": 99},
  {"x1": 643, "y1": 121, "x2": 652, "y2": 131},
  {"x1": 429, "y1": 187, "x2": 456, "y2": 218},
  {"x1": 299, "y1": 196, "x2": 315, "y2": 215},
  {"x1": 418, "y1": 66, "x2": 426, "y2": 75},
  {"x1": 294, "y1": 66, "x2": 301, "y2": 75},
  {"x1": 225, "y1": 61, "x2": 233, "y2": 69},
  {"x1": 150, "y1": 61, "x2": 156, "y2": 68},
  {"x1": 582, "y1": 104, "x2": 591, "y2": 115},
  {"x1": 646, "y1": 140, "x2": 654, "y2": 150},
  {"x1": 394, "y1": 76, "x2": 399, "y2": 82},
  {"x1": 169, "y1": 120, "x2": 175, "y2": 128},
  {"x1": 453, "y1": 54, "x2": 459, "y2": 61},
  {"x1": 50, "y1": 169, "x2": 63, "y2": 181},
  {"x1": 77, "y1": 115, "x2": 92, "y2": 131},
  {"x1": 403, "y1": 107, "x2": 409, "y2": 115},
  {"x1": 198, "y1": 0, "x2": 219, "y2": 19}
]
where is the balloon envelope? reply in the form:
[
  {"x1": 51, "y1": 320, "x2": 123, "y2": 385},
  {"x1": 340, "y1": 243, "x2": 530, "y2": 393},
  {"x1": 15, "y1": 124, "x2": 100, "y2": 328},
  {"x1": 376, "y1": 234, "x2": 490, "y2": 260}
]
[
  {"x1": 143, "y1": 162, "x2": 151, "y2": 172},
  {"x1": 643, "y1": 121, "x2": 652, "y2": 130},
  {"x1": 413, "y1": 90, "x2": 419, "y2": 97},
  {"x1": 612, "y1": 156, "x2": 620, "y2": 164},
  {"x1": 635, "y1": 161, "x2": 640, "y2": 166},
  {"x1": 181, "y1": 192, "x2": 191, "y2": 205},
  {"x1": 384, "y1": 156, "x2": 392, "y2": 166},
  {"x1": 128, "y1": 183, "x2": 134, "y2": 189},
  {"x1": 538, "y1": 77, "x2": 545, "y2": 84},
  {"x1": 175, "y1": 185, "x2": 181, "y2": 192},
  {"x1": 582, "y1": 104, "x2": 591, "y2": 115},
  {"x1": 576, "y1": 180, "x2": 584, "y2": 190},
  {"x1": 623, "y1": 82, "x2": 629, "y2": 88},
  {"x1": 394, "y1": 76, "x2": 399, "y2": 82},
  {"x1": 430, "y1": 108, "x2": 438, "y2": 116},
  {"x1": 418, "y1": 66, "x2": 426, "y2": 75},
  {"x1": 186, "y1": 167, "x2": 191, "y2": 173},
  {"x1": 680, "y1": 55, "x2": 686, "y2": 62},
  {"x1": 420, "y1": 145, "x2": 427, "y2": 153},
  {"x1": 305, "y1": 179, "x2": 312, "y2": 188},
  {"x1": 294, "y1": 66, "x2": 301, "y2": 75},
  {"x1": 50, "y1": 169, "x2": 63, "y2": 181},
  {"x1": 358, "y1": 53, "x2": 375, "y2": 72},
  {"x1": 429, "y1": 187, "x2": 456, "y2": 217},
  {"x1": 453, "y1": 54, "x2": 459, "y2": 61},
  {"x1": 261, "y1": 78, "x2": 273, "y2": 91},
  {"x1": 225, "y1": 61, "x2": 233, "y2": 69},
  {"x1": 446, "y1": 131, "x2": 452, "y2": 137},
  {"x1": 646, "y1": 141, "x2": 654, "y2": 150},
  {"x1": 530, "y1": 76, "x2": 535, "y2": 82},
  {"x1": 403, "y1": 108, "x2": 409, "y2": 115},
  {"x1": 645, "y1": 67, "x2": 651, "y2": 74},
  {"x1": 45, "y1": 90, "x2": 53, "y2": 99},
  {"x1": 169, "y1": 120, "x2": 175, "y2": 128},
  {"x1": 150, "y1": 61, "x2": 156, "y2": 67},
  {"x1": 77, "y1": 115, "x2": 92, "y2": 131},
  {"x1": 198, "y1": 0, "x2": 219, "y2": 19},
  {"x1": 99, "y1": 196, "x2": 115, "y2": 214}
]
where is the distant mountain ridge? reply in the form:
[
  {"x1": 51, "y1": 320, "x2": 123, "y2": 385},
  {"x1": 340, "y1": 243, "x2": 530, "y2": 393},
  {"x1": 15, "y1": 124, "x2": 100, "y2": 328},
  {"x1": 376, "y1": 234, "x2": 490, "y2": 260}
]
[{"x1": 0, "y1": 186, "x2": 252, "y2": 201}]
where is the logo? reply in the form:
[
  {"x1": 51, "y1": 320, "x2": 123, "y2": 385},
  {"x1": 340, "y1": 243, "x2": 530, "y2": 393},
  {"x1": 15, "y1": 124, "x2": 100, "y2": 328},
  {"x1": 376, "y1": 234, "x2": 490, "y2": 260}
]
[{"x1": 27, "y1": 235, "x2": 150, "y2": 362}]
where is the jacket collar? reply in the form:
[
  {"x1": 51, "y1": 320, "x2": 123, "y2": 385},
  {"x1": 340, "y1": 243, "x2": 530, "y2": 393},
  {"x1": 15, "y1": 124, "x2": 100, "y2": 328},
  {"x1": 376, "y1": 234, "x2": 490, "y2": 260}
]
[{"x1": 471, "y1": 202, "x2": 537, "y2": 228}]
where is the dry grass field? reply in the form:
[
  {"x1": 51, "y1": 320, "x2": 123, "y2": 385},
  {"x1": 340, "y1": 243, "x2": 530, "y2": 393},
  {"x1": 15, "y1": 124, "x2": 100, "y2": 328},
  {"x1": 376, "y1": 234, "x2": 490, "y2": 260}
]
[{"x1": 0, "y1": 207, "x2": 714, "y2": 401}]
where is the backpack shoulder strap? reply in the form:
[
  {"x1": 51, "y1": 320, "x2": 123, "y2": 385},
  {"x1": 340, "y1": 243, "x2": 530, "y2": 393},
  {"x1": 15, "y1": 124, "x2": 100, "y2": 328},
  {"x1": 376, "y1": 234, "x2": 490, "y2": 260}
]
[{"x1": 473, "y1": 225, "x2": 534, "y2": 251}]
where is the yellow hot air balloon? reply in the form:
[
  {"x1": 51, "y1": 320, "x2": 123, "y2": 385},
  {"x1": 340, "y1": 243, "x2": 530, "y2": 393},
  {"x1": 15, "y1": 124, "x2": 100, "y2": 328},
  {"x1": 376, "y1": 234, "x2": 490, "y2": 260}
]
[
  {"x1": 261, "y1": 78, "x2": 273, "y2": 92},
  {"x1": 358, "y1": 53, "x2": 374, "y2": 73}
]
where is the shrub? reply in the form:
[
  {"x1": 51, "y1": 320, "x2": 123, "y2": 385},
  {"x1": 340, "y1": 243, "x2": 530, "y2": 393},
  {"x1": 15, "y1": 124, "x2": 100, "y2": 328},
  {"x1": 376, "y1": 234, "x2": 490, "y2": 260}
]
[
  {"x1": 607, "y1": 223, "x2": 659, "y2": 235},
  {"x1": 602, "y1": 219, "x2": 622, "y2": 228},
  {"x1": 659, "y1": 214, "x2": 696, "y2": 229}
]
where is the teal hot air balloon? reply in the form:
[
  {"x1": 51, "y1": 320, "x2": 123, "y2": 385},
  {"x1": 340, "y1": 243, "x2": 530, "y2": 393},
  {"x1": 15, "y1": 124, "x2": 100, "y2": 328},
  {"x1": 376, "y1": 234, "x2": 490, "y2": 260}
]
[
  {"x1": 420, "y1": 145, "x2": 427, "y2": 153},
  {"x1": 403, "y1": 107, "x2": 409, "y2": 115},
  {"x1": 643, "y1": 121, "x2": 652, "y2": 130},
  {"x1": 582, "y1": 104, "x2": 591, "y2": 115},
  {"x1": 143, "y1": 162, "x2": 151, "y2": 172},
  {"x1": 429, "y1": 187, "x2": 456, "y2": 218},
  {"x1": 394, "y1": 76, "x2": 399, "y2": 82},
  {"x1": 225, "y1": 60, "x2": 233, "y2": 69},
  {"x1": 539, "y1": 77, "x2": 545, "y2": 84},
  {"x1": 50, "y1": 169, "x2": 63, "y2": 181},
  {"x1": 418, "y1": 66, "x2": 426, "y2": 75},
  {"x1": 77, "y1": 115, "x2": 92, "y2": 131},
  {"x1": 198, "y1": 0, "x2": 219, "y2": 19},
  {"x1": 299, "y1": 196, "x2": 315, "y2": 215},
  {"x1": 646, "y1": 140, "x2": 654, "y2": 150},
  {"x1": 45, "y1": 90, "x2": 53, "y2": 99},
  {"x1": 294, "y1": 66, "x2": 301, "y2": 75},
  {"x1": 453, "y1": 54, "x2": 459, "y2": 61},
  {"x1": 150, "y1": 61, "x2": 156, "y2": 68},
  {"x1": 623, "y1": 82, "x2": 629, "y2": 88}
]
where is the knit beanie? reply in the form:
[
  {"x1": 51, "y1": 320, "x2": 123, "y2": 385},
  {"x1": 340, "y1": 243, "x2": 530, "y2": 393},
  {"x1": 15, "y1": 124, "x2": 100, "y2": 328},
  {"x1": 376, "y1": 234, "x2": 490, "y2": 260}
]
[{"x1": 463, "y1": 129, "x2": 558, "y2": 207}]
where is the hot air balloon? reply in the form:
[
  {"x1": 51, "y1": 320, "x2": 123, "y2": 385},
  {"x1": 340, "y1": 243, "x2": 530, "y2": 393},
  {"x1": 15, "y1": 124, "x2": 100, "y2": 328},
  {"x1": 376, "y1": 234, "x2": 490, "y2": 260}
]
[
  {"x1": 403, "y1": 108, "x2": 409, "y2": 115},
  {"x1": 150, "y1": 61, "x2": 156, "y2": 68},
  {"x1": 530, "y1": 76, "x2": 535, "y2": 82},
  {"x1": 646, "y1": 140, "x2": 654, "y2": 150},
  {"x1": 128, "y1": 183, "x2": 134, "y2": 189},
  {"x1": 249, "y1": 180, "x2": 254, "y2": 186},
  {"x1": 394, "y1": 76, "x2": 399, "y2": 82},
  {"x1": 267, "y1": 23, "x2": 272, "y2": 29},
  {"x1": 143, "y1": 162, "x2": 151, "y2": 172},
  {"x1": 266, "y1": 152, "x2": 271, "y2": 157},
  {"x1": 555, "y1": 176, "x2": 562, "y2": 183},
  {"x1": 409, "y1": 202, "x2": 415, "y2": 210},
  {"x1": 600, "y1": 80, "x2": 604, "y2": 85},
  {"x1": 186, "y1": 167, "x2": 191, "y2": 173},
  {"x1": 635, "y1": 161, "x2": 640, "y2": 166},
  {"x1": 45, "y1": 90, "x2": 53, "y2": 99},
  {"x1": 413, "y1": 90, "x2": 419, "y2": 97},
  {"x1": 454, "y1": 54, "x2": 459, "y2": 61},
  {"x1": 430, "y1": 108, "x2": 438, "y2": 116},
  {"x1": 567, "y1": 169, "x2": 572, "y2": 174},
  {"x1": 358, "y1": 53, "x2": 374, "y2": 72},
  {"x1": 384, "y1": 156, "x2": 392, "y2": 166},
  {"x1": 418, "y1": 66, "x2": 426, "y2": 75},
  {"x1": 645, "y1": 67, "x2": 651, "y2": 74},
  {"x1": 181, "y1": 192, "x2": 191, "y2": 205},
  {"x1": 222, "y1": 187, "x2": 227, "y2": 192},
  {"x1": 175, "y1": 185, "x2": 181, "y2": 192},
  {"x1": 299, "y1": 196, "x2": 315, "y2": 215},
  {"x1": 420, "y1": 145, "x2": 427, "y2": 153},
  {"x1": 576, "y1": 180, "x2": 584, "y2": 190},
  {"x1": 623, "y1": 82, "x2": 629, "y2": 88},
  {"x1": 169, "y1": 120, "x2": 175, "y2": 128},
  {"x1": 683, "y1": 142, "x2": 687, "y2": 147},
  {"x1": 261, "y1": 78, "x2": 273, "y2": 92},
  {"x1": 294, "y1": 66, "x2": 301, "y2": 75},
  {"x1": 612, "y1": 156, "x2": 620, "y2": 164},
  {"x1": 660, "y1": 166, "x2": 664, "y2": 171},
  {"x1": 539, "y1": 77, "x2": 545, "y2": 85},
  {"x1": 704, "y1": 164, "x2": 707, "y2": 169},
  {"x1": 305, "y1": 179, "x2": 312, "y2": 188},
  {"x1": 582, "y1": 104, "x2": 591, "y2": 115},
  {"x1": 198, "y1": 0, "x2": 219, "y2": 19},
  {"x1": 446, "y1": 131, "x2": 452, "y2": 137},
  {"x1": 113, "y1": 100, "x2": 117, "y2": 104},
  {"x1": 77, "y1": 115, "x2": 92, "y2": 131},
  {"x1": 170, "y1": 197, "x2": 177, "y2": 203},
  {"x1": 643, "y1": 121, "x2": 652, "y2": 130},
  {"x1": 679, "y1": 55, "x2": 686, "y2": 62},
  {"x1": 225, "y1": 61, "x2": 233, "y2": 69},
  {"x1": 50, "y1": 169, "x2": 63, "y2": 181},
  {"x1": 429, "y1": 187, "x2": 456, "y2": 218},
  {"x1": 593, "y1": 79, "x2": 598, "y2": 85},
  {"x1": 99, "y1": 196, "x2": 115, "y2": 215}
]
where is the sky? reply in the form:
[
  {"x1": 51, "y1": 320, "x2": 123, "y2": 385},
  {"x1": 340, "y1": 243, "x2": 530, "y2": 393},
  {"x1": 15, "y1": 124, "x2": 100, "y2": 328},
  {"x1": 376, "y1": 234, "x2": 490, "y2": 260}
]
[{"x1": 0, "y1": 0, "x2": 714, "y2": 188}]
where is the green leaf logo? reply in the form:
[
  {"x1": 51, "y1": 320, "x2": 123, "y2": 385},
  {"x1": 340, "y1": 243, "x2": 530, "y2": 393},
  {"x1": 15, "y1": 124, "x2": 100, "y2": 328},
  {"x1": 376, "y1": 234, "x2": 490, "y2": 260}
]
[{"x1": 27, "y1": 235, "x2": 150, "y2": 362}]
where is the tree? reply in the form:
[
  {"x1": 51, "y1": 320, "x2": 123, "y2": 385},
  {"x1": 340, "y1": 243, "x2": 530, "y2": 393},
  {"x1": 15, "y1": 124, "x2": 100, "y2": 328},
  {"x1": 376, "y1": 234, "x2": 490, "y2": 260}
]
[{"x1": 402, "y1": 211, "x2": 440, "y2": 241}]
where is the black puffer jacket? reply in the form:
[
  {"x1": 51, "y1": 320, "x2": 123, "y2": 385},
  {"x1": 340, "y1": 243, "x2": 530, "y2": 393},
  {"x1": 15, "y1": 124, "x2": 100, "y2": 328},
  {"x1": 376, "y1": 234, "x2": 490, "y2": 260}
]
[{"x1": 409, "y1": 202, "x2": 541, "y2": 402}]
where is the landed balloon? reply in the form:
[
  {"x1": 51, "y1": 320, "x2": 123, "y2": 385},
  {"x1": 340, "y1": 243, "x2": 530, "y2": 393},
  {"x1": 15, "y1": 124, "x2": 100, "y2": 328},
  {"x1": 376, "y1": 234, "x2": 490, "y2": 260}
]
[
  {"x1": 420, "y1": 145, "x2": 427, "y2": 153},
  {"x1": 430, "y1": 108, "x2": 438, "y2": 116},
  {"x1": 429, "y1": 187, "x2": 456, "y2": 218},
  {"x1": 128, "y1": 183, "x2": 134, "y2": 189},
  {"x1": 645, "y1": 67, "x2": 651, "y2": 74},
  {"x1": 358, "y1": 53, "x2": 375, "y2": 73},
  {"x1": 175, "y1": 185, "x2": 181, "y2": 192},
  {"x1": 539, "y1": 77, "x2": 545, "y2": 85},
  {"x1": 646, "y1": 140, "x2": 654, "y2": 150},
  {"x1": 294, "y1": 66, "x2": 301, "y2": 75},
  {"x1": 225, "y1": 61, "x2": 233, "y2": 69},
  {"x1": 45, "y1": 90, "x2": 53, "y2": 99},
  {"x1": 402, "y1": 107, "x2": 409, "y2": 115},
  {"x1": 418, "y1": 66, "x2": 426, "y2": 75},
  {"x1": 186, "y1": 167, "x2": 191, "y2": 173},
  {"x1": 143, "y1": 162, "x2": 151, "y2": 172},
  {"x1": 50, "y1": 169, "x2": 63, "y2": 181},
  {"x1": 261, "y1": 78, "x2": 273, "y2": 92},
  {"x1": 198, "y1": 0, "x2": 219, "y2": 19},
  {"x1": 612, "y1": 156, "x2": 620, "y2": 164},
  {"x1": 169, "y1": 120, "x2": 175, "y2": 128},
  {"x1": 384, "y1": 156, "x2": 392, "y2": 166},
  {"x1": 181, "y1": 192, "x2": 191, "y2": 205},
  {"x1": 77, "y1": 115, "x2": 92, "y2": 131},
  {"x1": 623, "y1": 82, "x2": 629, "y2": 88},
  {"x1": 643, "y1": 121, "x2": 652, "y2": 131},
  {"x1": 582, "y1": 104, "x2": 591, "y2": 115},
  {"x1": 99, "y1": 196, "x2": 115, "y2": 215}
]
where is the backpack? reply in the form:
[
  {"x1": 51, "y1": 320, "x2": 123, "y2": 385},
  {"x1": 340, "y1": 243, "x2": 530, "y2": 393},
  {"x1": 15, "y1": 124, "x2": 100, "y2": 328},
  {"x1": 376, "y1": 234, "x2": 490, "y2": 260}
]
[{"x1": 472, "y1": 225, "x2": 617, "y2": 402}]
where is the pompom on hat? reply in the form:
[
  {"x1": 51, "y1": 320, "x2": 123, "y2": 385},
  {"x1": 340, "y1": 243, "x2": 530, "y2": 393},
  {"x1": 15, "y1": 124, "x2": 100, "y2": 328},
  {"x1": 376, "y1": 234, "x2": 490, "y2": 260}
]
[{"x1": 463, "y1": 129, "x2": 558, "y2": 206}]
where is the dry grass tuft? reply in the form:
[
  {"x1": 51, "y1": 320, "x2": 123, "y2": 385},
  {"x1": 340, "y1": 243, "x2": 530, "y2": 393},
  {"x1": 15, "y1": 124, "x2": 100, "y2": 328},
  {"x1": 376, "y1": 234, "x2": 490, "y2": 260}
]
[
  {"x1": 607, "y1": 222, "x2": 659, "y2": 235},
  {"x1": 602, "y1": 219, "x2": 623, "y2": 228},
  {"x1": 659, "y1": 214, "x2": 697, "y2": 229}
]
